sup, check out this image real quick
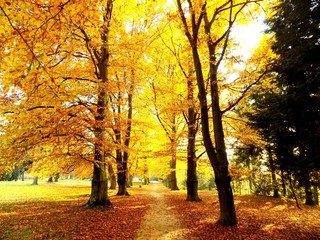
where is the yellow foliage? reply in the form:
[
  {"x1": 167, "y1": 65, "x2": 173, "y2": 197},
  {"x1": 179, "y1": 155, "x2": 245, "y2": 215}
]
[{"x1": 0, "y1": 0, "x2": 278, "y2": 184}]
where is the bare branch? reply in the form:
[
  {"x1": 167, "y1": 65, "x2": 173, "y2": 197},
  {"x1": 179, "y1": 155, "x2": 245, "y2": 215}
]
[{"x1": 221, "y1": 68, "x2": 268, "y2": 114}]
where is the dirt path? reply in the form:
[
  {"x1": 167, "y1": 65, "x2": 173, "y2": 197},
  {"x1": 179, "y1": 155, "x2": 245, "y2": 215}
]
[{"x1": 136, "y1": 183, "x2": 185, "y2": 240}]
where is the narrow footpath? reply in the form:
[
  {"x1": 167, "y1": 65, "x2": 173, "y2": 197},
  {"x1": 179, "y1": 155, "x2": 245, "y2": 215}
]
[{"x1": 136, "y1": 183, "x2": 185, "y2": 240}]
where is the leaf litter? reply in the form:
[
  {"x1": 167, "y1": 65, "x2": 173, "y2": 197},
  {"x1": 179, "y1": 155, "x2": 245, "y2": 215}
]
[{"x1": 0, "y1": 183, "x2": 319, "y2": 239}]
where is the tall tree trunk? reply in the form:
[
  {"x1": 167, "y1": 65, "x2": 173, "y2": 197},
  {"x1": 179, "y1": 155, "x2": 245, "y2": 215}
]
[
  {"x1": 127, "y1": 174, "x2": 133, "y2": 187},
  {"x1": 107, "y1": 162, "x2": 116, "y2": 190},
  {"x1": 176, "y1": 0, "x2": 239, "y2": 226},
  {"x1": 184, "y1": 40, "x2": 236, "y2": 225},
  {"x1": 87, "y1": 0, "x2": 113, "y2": 208},
  {"x1": 281, "y1": 168, "x2": 287, "y2": 196},
  {"x1": 186, "y1": 71, "x2": 200, "y2": 201},
  {"x1": 207, "y1": 37, "x2": 236, "y2": 226},
  {"x1": 151, "y1": 82, "x2": 180, "y2": 191},
  {"x1": 245, "y1": 158, "x2": 253, "y2": 194},
  {"x1": 194, "y1": 43, "x2": 236, "y2": 225},
  {"x1": 116, "y1": 151, "x2": 129, "y2": 195},
  {"x1": 117, "y1": 171, "x2": 128, "y2": 195},
  {"x1": 267, "y1": 147, "x2": 279, "y2": 198},
  {"x1": 169, "y1": 141, "x2": 179, "y2": 191},
  {"x1": 313, "y1": 185, "x2": 319, "y2": 205},
  {"x1": 303, "y1": 172, "x2": 315, "y2": 205},
  {"x1": 115, "y1": 78, "x2": 134, "y2": 195},
  {"x1": 87, "y1": 161, "x2": 112, "y2": 207},
  {"x1": 87, "y1": 88, "x2": 112, "y2": 207}
]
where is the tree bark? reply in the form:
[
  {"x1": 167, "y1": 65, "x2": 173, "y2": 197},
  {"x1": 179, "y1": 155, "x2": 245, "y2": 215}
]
[
  {"x1": 151, "y1": 82, "x2": 180, "y2": 191},
  {"x1": 313, "y1": 185, "x2": 319, "y2": 205},
  {"x1": 114, "y1": 77, "x2": 134, "y2": 195},
  {"x1": 281, "y1": 168, "x2": 287, "y2": 196},
  {"x1": 205, "y1": 29, "x2": 237, "y2": 226},
  {"x1": 186, "y1": 71, "x2": 200, "y2": 201},
  {"x1": 169, "y1": 142, "x2": 179, "y2": 191},
  {"x1": 176, "y1": 0, "x2": 238, "y2": 226},
  {"x1": 267, "y1": 147, "x2": 279, "y2": 198},
  {"x1": 303, "y1": 172, "x2": 315, "y2": 205},
  {"x1": 107, "y1": 162, "x2": 117, "y2": 190},
  {"x1": 21, "y1": 169, "x2": 25, "y2": 181},
  {"x1": 127, "y1": 174, "x2": 133, "y2": 187},
  {"x1": 87, "y1": 162, "x2": 112, "y2": 207},
  {"x1": 192, "y1": 42, "x2": 236, "y2": 225},
  {"x1": 87, "y1": 0, "x2": 113, "y2": 208},
  {"x1": 117, "y1": 163, "x2": 129, "y2": 195},
  {"x1": 48, "y1": 176, "x2": 53, "y2": 183},
  {"x1": 32, "y1": 176, "x2": 38, "y2": 185},
  {"x1": 87, "y1": 89, "x2": 113, "y2": 207},
  {"x1": 54, "y1": 173, "x2": 59, "y2": 182}
]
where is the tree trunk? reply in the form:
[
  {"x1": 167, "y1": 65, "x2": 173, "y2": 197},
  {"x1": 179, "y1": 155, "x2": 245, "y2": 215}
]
[
  {"x1": 107, "y1": 162, "x2": 117, "y2": 190},
  {"x1": 87, "y1": 0, "x2": 113, "y2": 208},
  {"x1": 87, "y1": 162, "x2": 112, "y2": 208},
  {"x1": 214, "y1": 164, "x2": 237, "y2": 226},
  {"x1": 54, "y1": 173, "x2": 59, "y2": 182},
  {"x1": 117, "y1": 169, "x2": 129, "y2": 195},
  {"x1": 186, "y1": 68, "x2": 201, "y2": 201},
  {"x1": 313, "y1": 185, "x2": 319, "y2": 205},
  {"x1": 48, "y1": 176, "x2": 53, "y2": 182},
  {"x1": 144, "y1": 177, "x2": 149, "y2": 185},
  {"x1": 192, "y1": 35, "x2": 236, "y2": 226},
  {"x1": 267, "y1": 147, "x2": 279, "y2": 198},
  {"x1": 207, "y1": 43, "x2": 237, "y2": 226},
  {"x1": 21, "y1": 169, "x2": 25, "y2": 181},
  {"x1": 116, "y1": 147, "x2": 129, "y2": 195},
  {"x1": 245, "y1": 158, "x2": 253, "y2": 194},
  {"x1": 176, "y1": 0, "x2": 237, "y2": 225},
  {"x1": 271, "y1": 170, "x2": 279, "y2": 198},
  {"x1": 127, "y1": 174, "x2": 133, "y2": 187},
  {"x1": 169, "y1": 152, "x2": 179, "y2": 191},
  {"x1": 281, "y1": 168, "x2": 287, "y2": 196},
  {"x1": 32, "y1": 176, "x2": 38, "y2": 185},
  {"x1": 114, "y1": 78, "x2": 133, "y2": 195},
  {"x1": 303, "y1": 172, "x2": 315, "y2": 205},
  {"x1": 186, "y1": 117, "x2": 200, "y2": 200}
]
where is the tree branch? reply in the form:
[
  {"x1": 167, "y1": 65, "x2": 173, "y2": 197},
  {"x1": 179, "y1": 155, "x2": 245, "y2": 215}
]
[{"x1": 221, "y1": 68, "x2": 268, "y2": 114}]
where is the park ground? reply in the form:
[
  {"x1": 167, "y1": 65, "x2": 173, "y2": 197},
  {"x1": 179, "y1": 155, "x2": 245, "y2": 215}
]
[{"x1": 0, "y1": 180, "x2": 319, "y2": 240}]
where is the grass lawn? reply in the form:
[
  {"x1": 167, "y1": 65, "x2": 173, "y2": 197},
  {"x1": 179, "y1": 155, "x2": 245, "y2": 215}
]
[
  {"x1": 1, "y1": 180, "x2": 319, "y2": 240},
  {"x1": 0, "y1": 180, "x2": 150, "y2": 240}
]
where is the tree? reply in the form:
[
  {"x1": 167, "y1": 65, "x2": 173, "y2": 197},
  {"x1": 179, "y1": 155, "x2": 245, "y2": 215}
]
[
  {"x1": 159, "y1": 24, "x2": 202, "y2": 200},
  {"x1": 175, "y1": 0, "x2": 264, "y2": 226},
  {"x1": 247, "y1": 0, "x2": 320, "y2": 205},
  {"x1": 111, "y1": 73, "x2": 134, "y2": 196},
  {"x1": 150, "y1": 69, "x2": 185, "y2": 191},
  {"x1": 81, "y1": 0, "x2": 113, "y2": 208},
  {"x1": 1, "y1": 0, "x2": 166, "y2": 205},
  {"x1": 0, "y1": 0, "x2": 117, "y2": 208}
]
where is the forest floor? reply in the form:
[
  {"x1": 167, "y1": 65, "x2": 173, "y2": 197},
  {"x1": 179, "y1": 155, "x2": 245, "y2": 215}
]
[{"x1": 0, "y1": 180, "x2": 319, "y2": 239}]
